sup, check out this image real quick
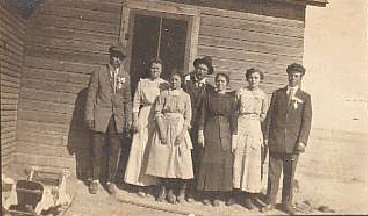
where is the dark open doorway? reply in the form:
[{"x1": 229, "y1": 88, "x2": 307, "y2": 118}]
[{"x1": 129, "y1": 14, "x2": 188, "y2": 93}]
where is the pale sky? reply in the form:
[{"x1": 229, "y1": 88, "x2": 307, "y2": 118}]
[{"x1": 303, "y1": 0, "x2": 368, "y2": 133}]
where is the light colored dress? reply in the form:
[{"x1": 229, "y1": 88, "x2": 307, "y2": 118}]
[
  {"x1": 233, "y1": 87, "x2": 269, "y2": 193},
  {"x1": 146, "y1": 89, "x2": 193, "y2": 179},
  {"x1": 124, "y1": 78, "x2": 168, "y2": 186}
]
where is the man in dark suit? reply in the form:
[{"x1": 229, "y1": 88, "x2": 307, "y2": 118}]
[
  {"x1": 183, "y1": 56, "x2": 214, "y2": 201},
  {"x1": 85, "y1": 46, "x2": 132, "y2": 194},
  {"x1": 262, "y1": 63, "x2": 312, "y2": 214}
]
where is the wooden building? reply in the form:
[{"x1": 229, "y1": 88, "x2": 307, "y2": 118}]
[{"x1": 1, "y1": 0, "x2": 327, "y2": 176}]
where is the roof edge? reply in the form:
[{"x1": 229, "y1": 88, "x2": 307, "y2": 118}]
[{"x1": 270, "y1": 0, "x2": 328, "y2": 7}]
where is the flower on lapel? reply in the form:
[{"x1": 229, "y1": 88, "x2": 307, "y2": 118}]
[
  {"x1": 117, "y1": 76, "x2": 126, "y2": 89},
  {"x1": 291, "y1": 97, "x2": 303, "y2": 109}
]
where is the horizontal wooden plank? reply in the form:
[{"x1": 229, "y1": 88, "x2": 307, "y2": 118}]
[
  {"x1": 0, "y1": 54, "x2": 24, "y2": 70},
  {"x1": 1, "y1": 98, "x2": 19, "y2": 105},
  {"x1": 45, "y1": 0, "x2": 122, "y2": 14},
  {"x1": 13, "y1": 152, "x2": 75, "y2": 170},
  {"x1": 17, "y1": 120, "x2": 69, "y2": 133},
  {"x1": 0, "y1": 3, "x2": 25, "y2": 32},
  {"x1": 1, "y1": 120, "x2": 17, "y2": 128},
  {"x1": 23, "y1": 68, "x2": 90, "y2": 86},
  {"x1": 198, "y1": 3, "x2": 305, "y2": 27},
  {"x1": 199, "y1": 46, "x2": 302, "y2": 66},
  {"x1": 25, "y1": 34, "x2": 112, "y2": 54},
  {"x1": 1, "y1": 74, "x2": 20, "y2": 85},
  {"x1": 0, "y1": 33, "x2": 25, "y2": 54},
  {"x1": 24, "y1": 56, "x2": 102, "y2": 74},
  {"x1": 209, "y1": 57, "x2": 296, "y2": 75},
  {"x1": 200, "y1": 14, "x2": 304, "y2": 38},
  {"x1": 18, "y1": 110, "x2": 72, "y2": 124},
  {"x1": 1, "y1": 104, "x2": 18, "y2": 111},
  {"x1": 17, "y1": 142, "x2": 76, "y2": 158},
  {"x1": 28, "y1": 14, "x2": 120, "y2": 35},
  {"x1": 1, "y1": 60, "x2": 23, "y2": 74},
  {"x1": 21, "y1": 77, "x2": 88, "y2": 94},
  {"x1": 199, "y1": 25, "x2": 304, "y2": 48},
  {"x1": 1, "y1": 110, "x2": 17, "y2": 117},
  {"x1": 17, "y1": 131, "x2": 66, "y2": 147},
  {"x1": 1, "y1": 67, "x2": 22, "y2": 79},
  {"x1": 0, "y1": 91, "x2": 19, "y2": 100},
  {"x1": 24, "y1": 45, "x2": 110, "y2": 65},
  {"x1": 19, "y1": 99, "x2": 76, "y2": 115},
  {"x1": 0, "y1": 115, "x2": 17, "y2": 122},
  {"x1": 198, "y1": 35, "x2": 303, "y2": 57},
  {"x1": 26, "y1": 25, "x2": 118, "y2": 46},
  {"x1": 19, "y1": 87, "x2": 78, "y2": 105},
  {"x1": 41, "y1": 4, "x2": 121, "y2": 25}
]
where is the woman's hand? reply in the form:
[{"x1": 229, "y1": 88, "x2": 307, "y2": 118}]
[
  {"x1": 198, "y1": 130, "x2": 205, "y2": 148},
  {"x1": 232, "y1": 134, "x2": 238, "y2": 152},
  {"x1": 160, "y1": 132, "x2": 168, "y2": 145},
  {"x1": 175, "y1": 134, "x2": 183, "y2": 146}
]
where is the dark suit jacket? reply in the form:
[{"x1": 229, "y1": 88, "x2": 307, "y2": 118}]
[
  {"x1": 85, "y1": 64, "x2": 132, "y2": 133},
  {"x1": 265, "y1": 86, "x2": 312, "y2": 154},
  {"x1": 183, "y1": 76, "x2": 214, "y2": 129}
]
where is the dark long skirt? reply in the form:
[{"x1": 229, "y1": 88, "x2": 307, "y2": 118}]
[{"x1": 197, "y1": 117, "x2": 234, "y2": 191}]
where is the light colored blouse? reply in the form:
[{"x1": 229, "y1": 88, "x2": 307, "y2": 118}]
[
  {"x1": 236, "y1": 87, "x2": 269, "y2": 121},
  {"x1": 155, "y1": 89, "x2": 192, "y2": 129},
  {"x1": 133, "y1": 78, "x2": 169, "y2": 113}
]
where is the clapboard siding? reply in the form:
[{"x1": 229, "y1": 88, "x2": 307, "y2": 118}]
[
  {"x1": 195, "y1": 3, "x2": 305, "y2": 92},
  {"x1": 14, "y1": 0, "x2": 121, "y2": 172},
  {"x1": 0, "y1": 0, "x2": 25, "y2": 172}
]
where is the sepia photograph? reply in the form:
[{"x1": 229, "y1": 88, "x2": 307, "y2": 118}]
[{"x1": 1, "y1": 0, "x2": 367, "y2": 215}]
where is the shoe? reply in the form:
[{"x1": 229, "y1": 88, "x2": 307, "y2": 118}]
[
  {"x1": 177, "y1": 183, "x2": 186, "y2": 203},
  {"x1": 212, "y1": 199, "x2": 220, "y2": 207},
  {"x1": 106, "y1": 183, "x2": 118, "y2": 194},
  {"x1": 225, "y1": 198, "x2": 235, "y2": 206},
  {"x1": 137, "y1": 191, "x2": 147, "y2": 197},
  {"x1": 282, "y1": 205, "x2": 297, "y2": 215},
  {"x1": 89, "y1": 181, "x2": 98, "y2": 194},
  {"x1": 202, "y1": 199, "x2": 211, "y2": 206},
  {"x1": 244, "y1": 198, "x2": 255, "y2": 210},
  {"x1": 167, "y1": 189, "x2": 176, "y2": 204},
  {"x1": 260, "y1": 204, "x2": 275, "y2": 213},
  {"x1": 156, "y1": 185, "x2": 167, "y2": 202}
]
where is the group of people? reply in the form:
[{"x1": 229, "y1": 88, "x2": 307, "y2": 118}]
[{"x1": 85, "y1": 46, "x2": 312, "y2": 215}]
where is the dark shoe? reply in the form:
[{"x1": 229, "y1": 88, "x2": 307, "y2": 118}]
[
  {"x1": 107, "y1": 183, "x2": 117, "y2": 194},
  {"x1": 260, "y1": 204, "x2": 275, "y2": 213},
  {"x1": 225, "y1": 198, "x2": 235, "y2": 206},
  {"x1": 89, "y1": 181, "x2": 98, "y2": 194},
  {"x1": 202, "y1": 199, "x2": 211, "y2": 206},
  {"x1": 167, "y1": 189, "x2": 176, "y2": 204},
  {"x1": 282, "y1": 205, "x2": 297, "y2": 215},
  {"x1": 244, "y1": 198, "x2": 255, "y2": 210},
  {"x1": 156, "y1": 185, "x2": 167, "y2": 202},
  {"x1": 212, "y1": 199, "x2": 220, "y2": 207}
]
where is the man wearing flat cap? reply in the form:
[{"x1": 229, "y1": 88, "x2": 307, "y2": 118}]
[
  {"x1": 262, "y1": 63, "x2": 312, "y2": 214},
  {"x1": 85, "y1": 46, "x2": 132, "y2": 194},
  {"x1": 183, "y1": 56, "x2": 214, "y2": 201}
]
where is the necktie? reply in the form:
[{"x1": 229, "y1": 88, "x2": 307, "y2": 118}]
[{"x1": 113, "y1": 70, "x2": 117, "y2": 94}]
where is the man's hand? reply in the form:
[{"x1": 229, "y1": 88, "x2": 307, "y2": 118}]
[
  {"x1": 263, "y1": 139, "x2": 269, "y2": 148},
  {"x1": 232, "y1": 134, "x2": 238, "y2": 152},
  {"x1": 132, "y1": 120, "x2": 139, "y2": 133},
  {"x1": 87, "y1": 120, "x2": 95, "y2": 130},
  {"x1": 198, "y1": 130, "x2": 205, "y2": 148},
  {"x1": 297, "y1": 142, "x2": 306, "y2": 152}
]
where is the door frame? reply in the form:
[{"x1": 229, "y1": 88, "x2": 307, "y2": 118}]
[{"x1": 119, "y1": 0, "x2": 200, "y2": 76}]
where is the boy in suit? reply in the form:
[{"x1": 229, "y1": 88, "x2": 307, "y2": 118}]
[
  {"x1": 262, "y1": 63, "x2": 312, "y2": 214},
  {"x1": 85, "y1": 46, "x2": 132, "y2": 194}
]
